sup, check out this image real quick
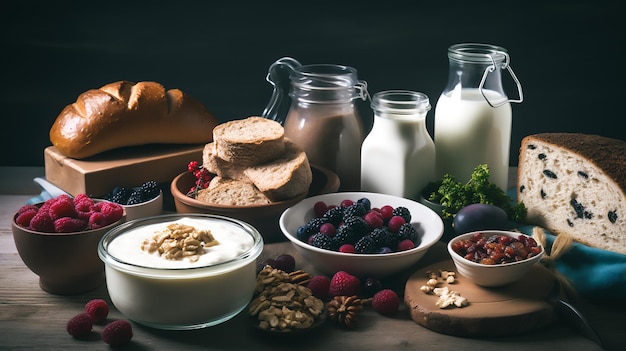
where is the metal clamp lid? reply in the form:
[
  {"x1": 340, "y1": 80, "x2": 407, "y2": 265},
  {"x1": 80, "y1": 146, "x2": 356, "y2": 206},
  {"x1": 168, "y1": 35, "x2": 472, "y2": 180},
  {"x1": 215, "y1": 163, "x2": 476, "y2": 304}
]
[{"x1": 479, "y1": 51, "x2": 524, "y2": 108}]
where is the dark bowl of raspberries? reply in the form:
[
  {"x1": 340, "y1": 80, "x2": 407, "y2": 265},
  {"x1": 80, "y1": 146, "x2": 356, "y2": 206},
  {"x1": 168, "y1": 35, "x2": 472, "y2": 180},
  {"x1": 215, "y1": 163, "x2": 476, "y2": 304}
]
[
  {"x1": 279, "y1": 192, "x2": 445, "y2": 278},
  {"x1": 12, "y1": 194, "x2": 126, "y2": 295}
]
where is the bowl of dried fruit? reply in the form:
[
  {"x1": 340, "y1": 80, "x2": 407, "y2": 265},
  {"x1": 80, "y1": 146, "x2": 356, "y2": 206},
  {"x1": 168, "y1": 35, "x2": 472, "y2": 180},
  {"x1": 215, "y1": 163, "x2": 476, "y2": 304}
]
[
  {"x1": 98, "y1": 213, "x2": 263, "y2": 330},
  {"x1": 11, "y1": 194, "x2": 126, "y2": 294},
  {"x1": 447, "y1": 230, "x2": 544, "y2": 287},
  {"x1": 170, "y1": 164, "x2": 339, "y2": 243},
  {"x1": 279, "y1": 192, "x2": 445, "y2": 278}
]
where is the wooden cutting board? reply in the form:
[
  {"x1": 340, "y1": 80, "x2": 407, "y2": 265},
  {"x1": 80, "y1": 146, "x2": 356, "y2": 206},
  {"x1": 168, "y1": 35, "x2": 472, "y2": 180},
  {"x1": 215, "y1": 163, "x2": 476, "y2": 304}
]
[{"x1": 404, "y1": 260, "x2": 557, "y2": 337}]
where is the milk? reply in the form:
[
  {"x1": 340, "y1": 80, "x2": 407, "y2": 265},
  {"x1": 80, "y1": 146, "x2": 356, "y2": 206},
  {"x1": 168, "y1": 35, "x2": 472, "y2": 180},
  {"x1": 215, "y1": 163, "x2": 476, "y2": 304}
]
[{"x1": 434, "y1": 88, "x2": 512, "y2": 190}]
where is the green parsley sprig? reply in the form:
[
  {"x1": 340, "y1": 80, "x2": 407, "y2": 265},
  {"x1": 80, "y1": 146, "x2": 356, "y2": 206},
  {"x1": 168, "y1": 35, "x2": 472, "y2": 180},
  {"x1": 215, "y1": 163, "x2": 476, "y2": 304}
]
[{"x1": 425, "y1": 164, "x2": 527, "y2": 222}]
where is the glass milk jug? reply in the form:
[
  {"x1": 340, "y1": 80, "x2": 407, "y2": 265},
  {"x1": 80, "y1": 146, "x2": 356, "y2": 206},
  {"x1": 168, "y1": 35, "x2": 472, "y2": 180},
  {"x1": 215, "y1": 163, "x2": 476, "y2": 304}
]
[
  {"x1": 361, "y1": 91, "x2": 435, "y2": 200},
  {"x1": 434, "y1": 43, "x2": 523, "y2": 190},
  {"x1": 263, "y1": 57, "x2": 369, "y2": 191}
]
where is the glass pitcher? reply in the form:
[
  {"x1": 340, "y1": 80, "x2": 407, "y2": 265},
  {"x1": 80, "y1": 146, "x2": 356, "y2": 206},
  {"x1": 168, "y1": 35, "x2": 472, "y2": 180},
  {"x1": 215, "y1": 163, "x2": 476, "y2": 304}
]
[
  {"x1": 262, "y1": 57, "x2": 369, "y2": 191},
  {"x1": 434, "y1": 43, "x2": 523, "y2": 190}
]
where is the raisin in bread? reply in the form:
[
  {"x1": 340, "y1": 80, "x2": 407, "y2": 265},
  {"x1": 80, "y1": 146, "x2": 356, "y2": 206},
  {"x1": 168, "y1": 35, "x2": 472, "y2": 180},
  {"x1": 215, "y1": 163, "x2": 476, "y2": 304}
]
[
  {"x1": 212, "y1": 116, "x2": 285, "y2": 166},
  {"x1": 517, "y1": 133, "x2": 626, "y2": 255}
]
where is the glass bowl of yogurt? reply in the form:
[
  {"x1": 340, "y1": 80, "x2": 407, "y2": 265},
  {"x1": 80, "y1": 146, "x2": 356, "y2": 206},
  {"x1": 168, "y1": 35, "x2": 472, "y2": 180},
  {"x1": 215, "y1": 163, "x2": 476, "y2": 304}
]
[{"x1": 98, "y1": 214, "x2": 263, "y2": 330}]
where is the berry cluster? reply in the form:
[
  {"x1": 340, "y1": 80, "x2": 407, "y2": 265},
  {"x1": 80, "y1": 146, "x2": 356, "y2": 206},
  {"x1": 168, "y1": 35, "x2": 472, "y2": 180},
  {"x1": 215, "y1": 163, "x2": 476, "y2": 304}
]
[
  {"x1": 102, "y1": 180, "x2": 160, "y2": 206},
  {"x1": 15, "y1": 194, "x2": 124, "y2": 233},
  {"x1": 451, "y1": 232, "x2": 542, "y2": 265},
  {"x1": 66, "y1": 299, "x2": 133, "y2": 346},
  {"x1": 186, "y1": 160, "x2": 214, "y2": 197},
  {"x1": 297, "y1": 197, "x2": 421, "y2": 254}
]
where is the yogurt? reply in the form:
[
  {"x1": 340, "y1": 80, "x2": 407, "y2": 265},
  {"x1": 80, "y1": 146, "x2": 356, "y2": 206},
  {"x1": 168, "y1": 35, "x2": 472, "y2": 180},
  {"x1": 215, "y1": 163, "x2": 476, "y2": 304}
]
[{"x1": 98, "y1": 214, "x2": 263, "y2": 330}]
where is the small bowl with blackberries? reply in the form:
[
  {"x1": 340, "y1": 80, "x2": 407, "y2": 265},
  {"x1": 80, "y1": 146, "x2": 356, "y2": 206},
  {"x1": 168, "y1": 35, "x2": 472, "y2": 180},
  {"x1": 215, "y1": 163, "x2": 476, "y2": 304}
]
[
  {"x1": 101, "y1": 180, "x2": 163, "y2": 221},
  {"x1": 448, "y1": 230, "x2": 544, "y2": 287},
  {"x1": 279, "y1": 192, "x2": 445, "y2": 278}
]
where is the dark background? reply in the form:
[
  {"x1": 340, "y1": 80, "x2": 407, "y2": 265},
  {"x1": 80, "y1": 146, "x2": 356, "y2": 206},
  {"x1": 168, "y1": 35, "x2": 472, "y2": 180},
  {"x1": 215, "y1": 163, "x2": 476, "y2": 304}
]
[{"x1": 1, "y1": 0, "x2": 623, "y2": 167}]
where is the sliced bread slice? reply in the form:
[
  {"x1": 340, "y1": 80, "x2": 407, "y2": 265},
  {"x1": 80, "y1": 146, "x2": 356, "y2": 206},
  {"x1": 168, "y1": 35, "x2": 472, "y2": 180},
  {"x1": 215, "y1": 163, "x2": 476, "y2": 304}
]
[{"x1": 212, "y1": 116, "x2": 285, "y2": 166}]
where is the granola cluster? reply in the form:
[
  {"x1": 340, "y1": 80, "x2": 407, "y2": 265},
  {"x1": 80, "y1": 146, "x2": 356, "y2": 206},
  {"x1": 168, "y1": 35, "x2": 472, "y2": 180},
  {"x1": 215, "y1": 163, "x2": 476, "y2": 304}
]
[{"x1": 141, "y1": 223, "x2": 219, "y2": 262}]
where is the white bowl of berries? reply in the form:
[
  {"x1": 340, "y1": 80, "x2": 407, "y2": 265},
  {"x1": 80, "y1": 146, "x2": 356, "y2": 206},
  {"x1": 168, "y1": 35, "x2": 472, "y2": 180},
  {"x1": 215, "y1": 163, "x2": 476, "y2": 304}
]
[
  {"x1": 448, "y1": 230, "x2": 544, "y2": 287},
  {"x1": 279, "y1": 192, "x2": 444, "y2": 278},
  {"x1": 100, "y1": 181, "x2": 163, "y2": 221}
]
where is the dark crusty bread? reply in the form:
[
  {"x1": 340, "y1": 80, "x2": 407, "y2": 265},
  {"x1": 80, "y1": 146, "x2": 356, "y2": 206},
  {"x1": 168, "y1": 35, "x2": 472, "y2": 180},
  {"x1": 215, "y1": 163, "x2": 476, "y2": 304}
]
[
  {"x1": 50, "y1": 81, "x2": 218, "y2": 159},
  {"x1": 517, "y1": 133, "x2": 626, "y2": 255},
  {"x1": 212, "y1": 116, "x2": 285, "y2": 166}
]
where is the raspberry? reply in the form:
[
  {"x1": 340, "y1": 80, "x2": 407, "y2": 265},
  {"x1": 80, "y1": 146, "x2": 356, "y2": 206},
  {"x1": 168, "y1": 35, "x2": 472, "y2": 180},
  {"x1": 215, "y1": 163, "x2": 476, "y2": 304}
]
[
  {"x1": 85, "y1": 299, "x2": 109, "y2": 324},
  {"x1": 101, "y1": 319, "x2": 133, "y2": 346},
  {"x1": 329, "y1": 271, "x2": 360, "y2": 297},
  {"x1": 371, "y1": 289, "x2": 400, "y2": 315},
  {"x1": 274, "y1": 254, "x2": 296, "y2": 273},
  {"x1": 48, "y1": 196, "x2": 77, "y2": 220},
  {"x1": 66, "y1": 313, "x2": 93, "y2": 338},
  {"x1": 379, "y1": 205, "x2": 394, "y2": 220},
  {"x1": 338, "y1": 244, "x2": 355, "y2": 253},
  {"x1": 319, "y1": 223, "x2": 336, "y2": 237},
  {"x1": 307, "y1": 275, "x2": 330, "y2": 299},
  {"x1": 387, "y1": 215, "x2": 406, "y2": 233},
  {"x1": 15, "y1": 208, "x2": 38, "y2": 227},
  {"x1": 17, "y1": 204, "x2": 39, "y2": 214},
  {"x1": 73, "y1": 194, "x2": 95, "y2": 212},
  {"x1": 313, "y1": 201, "x2": 328, "y2": 217},
  {"x1": 54, "y1": 217, "x2": 87, "y2": 233},
  {"x1": 397, "y1": 239, "x2": 416, "y2": 251},
  {"x1": 88, "y1": 212, "x2": 110, "y2": 230},
  {"x1": 363, "y1": 211, "x2": 383, "y2": 229},
  {"x1": 29, "y1": 211, "x2": 54, "y2": 232},
  {"x1": 340, "y1": 199, "x2": 354, "y2": 207},
  {"x1": 98, "y1": 201, "x2": 124, "y2": 220}
]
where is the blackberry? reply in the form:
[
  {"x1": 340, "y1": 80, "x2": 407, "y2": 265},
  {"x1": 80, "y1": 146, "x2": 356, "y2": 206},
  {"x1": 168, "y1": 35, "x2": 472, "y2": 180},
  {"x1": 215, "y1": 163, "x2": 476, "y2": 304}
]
[
  {"x1": 397, "y1": 223, "x2": 419, "y2": 244},
  {"x1": 355, "y1": 236, "x2": 377, "y2": 254},
  {"x1": 356, "y1": 197, "x2": 371, "y2": 211},
  {"x1": 126, "y1": 190, "x2": 144, "y2": 205},
  {"x1": 139, "y1": 180, "x2": 160, "y2": 200},
  {"x1": 296, "y1": 217, "x2": 327, "y2": 242},
  {"x1": 333, "y1": 224, "x2": 361, "y2": 245},
  {"x1": 106, "y1": 187, "x2": 130, "y2": 204},
  {"x1": 369, "y1": 227, "x2": 397, "y2": 250},
  {"x1": 311, "y1": 232, "x2": 337, "y2": 251},
  {"x1": 392, "y1": 206, "x2": 411, "y2": 223},
  {"x1": 322, "y1": 206, "x2": 344, "y2": 226},
  {"x1": 343, "y1": 202, "x2": 367, "y2": 220},
  {"x1": 343, "y1": 216, "x2": 370, "y2": 236}
]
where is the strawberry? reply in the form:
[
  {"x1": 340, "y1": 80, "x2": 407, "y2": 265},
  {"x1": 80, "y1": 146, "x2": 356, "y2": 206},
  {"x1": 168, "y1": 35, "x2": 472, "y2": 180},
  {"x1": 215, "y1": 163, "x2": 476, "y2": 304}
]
[
  {"x1": 307, "y1": 275, "x2": 331, "y2": 300},
  {"x1": 102, "y1": 319, "x2": 133, "y2": 346},
  {"x1": 328, "y1": 271, "x2": 360, "y2": 297},
  {"x1": 85, "y1": 299, "x2": 109, "y2": 324},
  {"x1": 371, "y1": 289, "x2": 400, "y2": 315},
  {"x1": 66, "y1": 313, "x2": 93, "y2": 338}
]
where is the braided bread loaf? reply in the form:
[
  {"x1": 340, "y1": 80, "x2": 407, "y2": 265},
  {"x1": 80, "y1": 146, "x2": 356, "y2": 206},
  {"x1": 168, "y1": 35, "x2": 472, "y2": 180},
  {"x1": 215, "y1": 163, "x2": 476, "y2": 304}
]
[{"x1": 49, "y1": 81, "x2": 218, "y2": 159}]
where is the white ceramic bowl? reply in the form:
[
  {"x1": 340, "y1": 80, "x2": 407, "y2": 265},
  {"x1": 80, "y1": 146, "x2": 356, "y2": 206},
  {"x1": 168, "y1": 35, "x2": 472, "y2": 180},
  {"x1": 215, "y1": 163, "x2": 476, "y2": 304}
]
[
  {"x1": 98, "y1": 214, "x2": 263, "y2": 330},
  {"x1": 121, "y1": 190, "x2": 163, "y2": 221},
  {"x1": 279, "y1": 192, "x2": 444, "y2": 278},
  {"x1": 447, "y1": 230, "x2": 544, "y2": 287}
]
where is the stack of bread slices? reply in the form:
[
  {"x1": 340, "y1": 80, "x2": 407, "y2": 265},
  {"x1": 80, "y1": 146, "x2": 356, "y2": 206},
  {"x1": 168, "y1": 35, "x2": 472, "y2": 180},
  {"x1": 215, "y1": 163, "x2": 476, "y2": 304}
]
[{"x1": 197, "y1": 117, "x2": 313, "y2": 206}]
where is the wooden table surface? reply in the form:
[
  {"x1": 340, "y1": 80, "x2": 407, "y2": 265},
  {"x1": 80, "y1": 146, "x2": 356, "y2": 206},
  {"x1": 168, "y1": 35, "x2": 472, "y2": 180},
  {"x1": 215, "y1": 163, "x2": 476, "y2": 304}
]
[{"x1": 0, "y1": 167, "x2": 622, "y2": 350}]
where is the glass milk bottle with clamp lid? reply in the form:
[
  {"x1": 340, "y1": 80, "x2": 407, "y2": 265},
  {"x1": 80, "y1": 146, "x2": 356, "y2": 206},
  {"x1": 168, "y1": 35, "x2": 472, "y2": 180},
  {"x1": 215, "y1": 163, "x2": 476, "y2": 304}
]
[
  {"x1": 361, "y1": 90, "x2": 435, "y2": 200},
  {"x1": 434, "y1": 43, "x2": 523, "y2": 190},
  {"x1": 263, "y1": 57, "x2": 369, "y2": 191}
]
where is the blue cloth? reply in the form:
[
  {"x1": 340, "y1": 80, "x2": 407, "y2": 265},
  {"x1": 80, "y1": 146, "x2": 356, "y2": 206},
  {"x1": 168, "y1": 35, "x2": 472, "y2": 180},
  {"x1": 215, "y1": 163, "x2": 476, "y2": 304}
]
[
  {"x1": 517, "y1": 226, "x2": 626, "y2": 299},
  {"x1": 507, "y1": 185, "x2": 626, "y2": 300}
]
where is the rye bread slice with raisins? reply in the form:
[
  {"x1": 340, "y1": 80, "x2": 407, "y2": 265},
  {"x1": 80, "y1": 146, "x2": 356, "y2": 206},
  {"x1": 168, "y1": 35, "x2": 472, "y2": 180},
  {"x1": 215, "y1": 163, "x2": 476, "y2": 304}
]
[{"x1": 517, "y1": 133, "x2": 626, "y2": 255}]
